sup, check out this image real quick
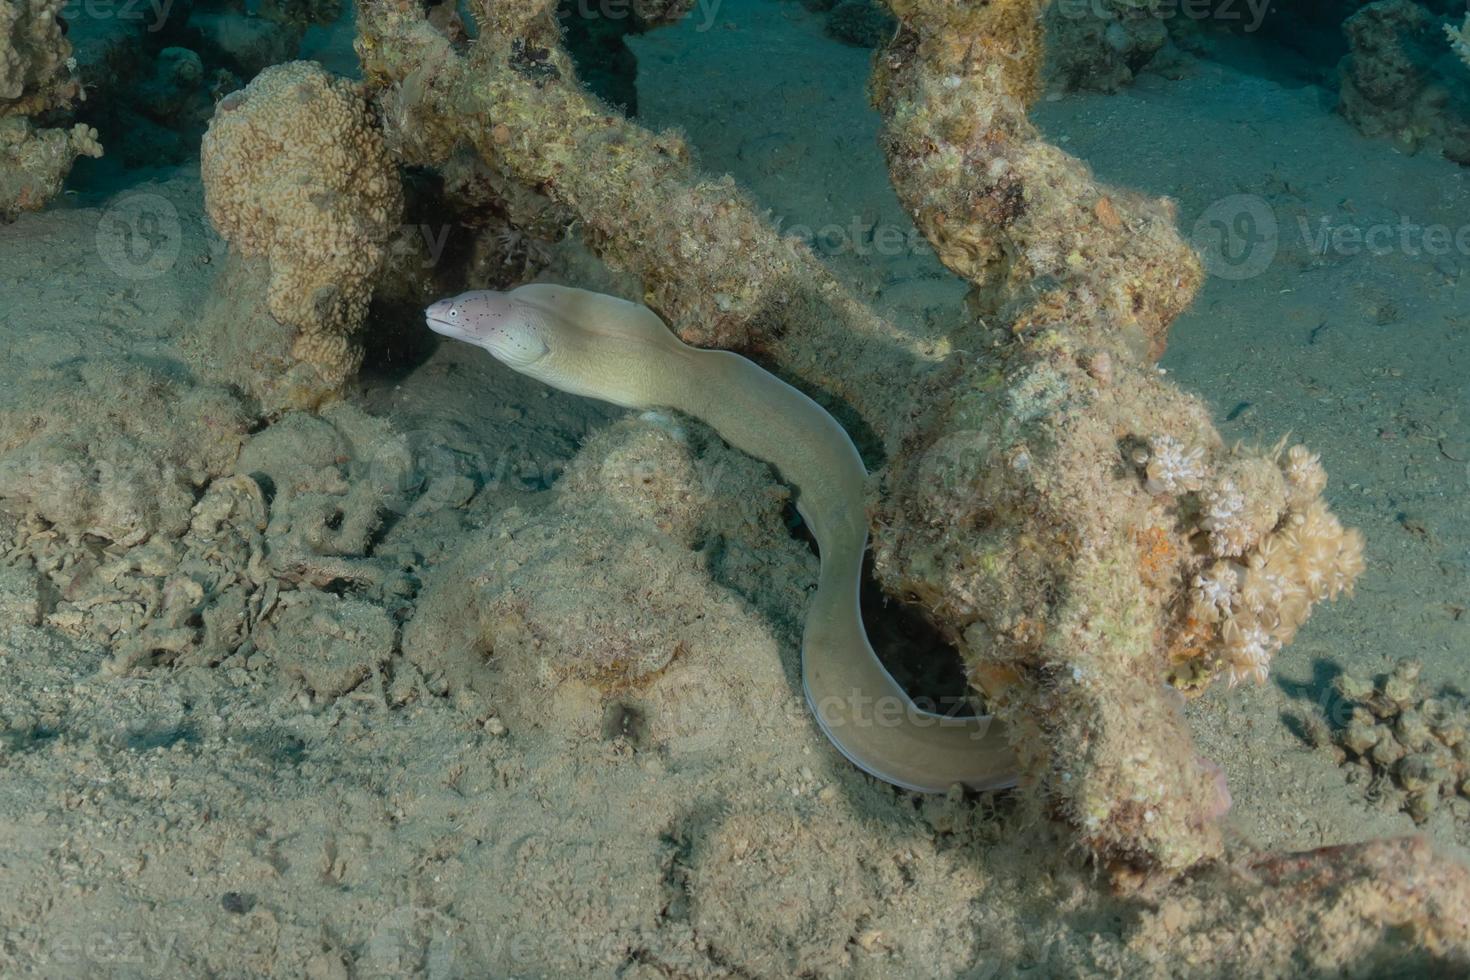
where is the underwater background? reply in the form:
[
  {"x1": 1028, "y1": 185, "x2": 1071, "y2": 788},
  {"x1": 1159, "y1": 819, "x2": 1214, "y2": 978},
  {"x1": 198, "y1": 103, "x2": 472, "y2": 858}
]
[{"x1": 1, "y1": 0, "x2": 1469, "y2": 973}]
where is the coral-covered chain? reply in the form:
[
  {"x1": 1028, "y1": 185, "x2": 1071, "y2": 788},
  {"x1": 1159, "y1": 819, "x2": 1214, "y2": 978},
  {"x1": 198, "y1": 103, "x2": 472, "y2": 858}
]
[
  {"x1": 868, "y1": 0, "x2": 1369, "y2": 872},
  {"x1": 870, "y1": 0, "x2": 1232, "y2": 872},
  {"x1": 352, "y1": 0, "x2": 1368, "y2": 875}
]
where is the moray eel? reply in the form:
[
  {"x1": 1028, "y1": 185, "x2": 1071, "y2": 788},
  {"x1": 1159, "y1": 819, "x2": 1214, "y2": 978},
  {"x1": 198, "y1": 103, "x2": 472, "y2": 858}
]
[{"x1": 426, "y1": 283, "x2": 1018, "y2": 792}]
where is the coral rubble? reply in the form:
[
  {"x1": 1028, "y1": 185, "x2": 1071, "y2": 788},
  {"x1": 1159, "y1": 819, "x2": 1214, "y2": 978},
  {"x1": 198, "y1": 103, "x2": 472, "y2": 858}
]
[
  {"x1": 1330, "y1": 658, "x2": 1470, "y2": 825},
  {"x1": 0, "y1": 383, "x2": 416, "y2": 680},
  {"x1": 0, "y1": 0, "x2": 100, "y2": 218},
  {"x1": 0, "y1": 359, "x2": 252, "y2": 546},
  {"x1": 200, "y1": 61, "x2": 405, "y2": 412}
]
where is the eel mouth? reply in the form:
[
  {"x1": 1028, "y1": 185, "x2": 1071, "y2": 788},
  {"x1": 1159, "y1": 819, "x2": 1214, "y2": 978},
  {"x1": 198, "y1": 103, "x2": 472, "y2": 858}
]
[{"x1": 424, "y1": 310, "x2": 469, "y2": 341}]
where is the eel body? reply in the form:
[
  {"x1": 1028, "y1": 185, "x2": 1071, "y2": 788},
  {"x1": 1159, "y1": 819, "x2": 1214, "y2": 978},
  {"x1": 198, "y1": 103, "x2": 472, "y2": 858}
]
[{"x1": 426, "y1": 283, "x2": 1018, "y2": 792}]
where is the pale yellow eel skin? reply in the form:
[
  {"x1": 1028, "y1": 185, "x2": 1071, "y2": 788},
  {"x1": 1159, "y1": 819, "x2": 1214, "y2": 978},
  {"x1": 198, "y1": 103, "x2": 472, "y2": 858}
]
[{"x1": 426, "y1": 283, "x2": 1018, "y2": 792}]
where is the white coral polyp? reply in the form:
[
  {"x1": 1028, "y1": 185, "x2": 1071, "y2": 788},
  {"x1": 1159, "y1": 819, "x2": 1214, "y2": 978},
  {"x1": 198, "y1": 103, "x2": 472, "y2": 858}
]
[
  {"x1": 1192, "y1": 562, "x2": 1239, "y2": 620},
  {"x1": 1224, "y1": 621, "x2": 1279, "y2": 687},
  {"x1": 1144, "y1": 435, "x2": 1207, "y2": 496},
  {"x1": 1202, "y1": 479, "x2": 1250, "y2": 556}
]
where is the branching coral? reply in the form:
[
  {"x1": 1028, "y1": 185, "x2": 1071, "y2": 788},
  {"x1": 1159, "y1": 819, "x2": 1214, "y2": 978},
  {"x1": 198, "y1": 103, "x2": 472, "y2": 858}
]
[
  {"x1": 201, "y1": 61, "x2": 404, "y2": 411},
  {"x1": 1451, "y1": 15, "x2": 1470, "y2": 71}
]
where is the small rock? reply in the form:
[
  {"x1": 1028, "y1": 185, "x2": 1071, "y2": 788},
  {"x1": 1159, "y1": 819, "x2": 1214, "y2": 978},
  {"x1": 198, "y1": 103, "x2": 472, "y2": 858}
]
[
  {"x1": 1396, "y1": 709, "x2": 1433, "y2": 751},
  {"x1": 1335, "y1": 673, "x2": 1373, "y2": 702},
  {"x1": 1396, "y1": 753, "x2": 1443, "y2": 795},
  {"x1": 1370, "y1": 733, "x2": 1406, "y2": 768},
  {"x1": 0, "y1": 563, "x2": 43, "y2": 626},
  {"x1": 1383, "y1": 659, "x2": 1421, "y2": 706},
  {"x1": 1340, "y1": 718, "x2": 1381, "y2": 756},
  {"x1": 1406, "y1": 791, "x2": 1437, "y2": 825}
]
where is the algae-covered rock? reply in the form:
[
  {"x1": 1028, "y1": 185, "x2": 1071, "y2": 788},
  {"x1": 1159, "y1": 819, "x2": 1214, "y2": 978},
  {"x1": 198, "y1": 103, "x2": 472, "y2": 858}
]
[
  {"x1": 1338, "y1": 0, "x2": 1470, "y2": 163},
  {"x1": 0, "y1": 117, "x2": 101, "y2": 220},
  {"x1": 1044, "y1": 0, "x2": 1171, "y2": 93},
  {"x1": 404, "y1": 416, "x2": 810, "y2": 742},
  {"x1": 200, "y1": 61, "x2": 404, "y2": 411},
  {"x1": 0, "y1": 0, "x2": 101, "y2": 218}
]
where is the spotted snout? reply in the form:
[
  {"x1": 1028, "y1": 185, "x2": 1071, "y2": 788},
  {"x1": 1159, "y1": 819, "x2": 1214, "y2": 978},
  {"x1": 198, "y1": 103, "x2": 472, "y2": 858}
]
[
  {"x1": 425, "y1": 297, "x2": 467, "y2": 340},
  {"x1": 425, "y1": 290, "x2": 519, "y2": 343}
]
